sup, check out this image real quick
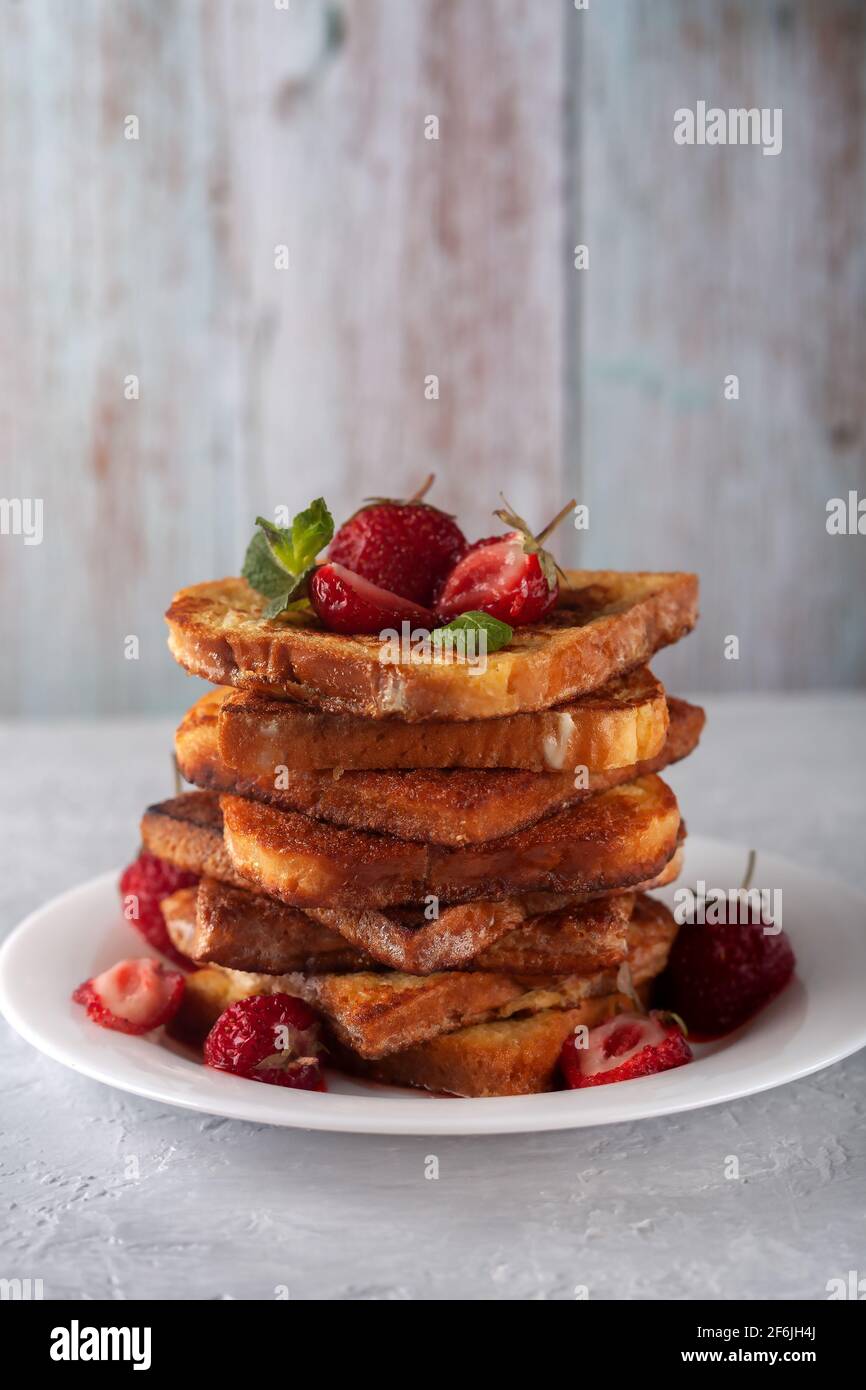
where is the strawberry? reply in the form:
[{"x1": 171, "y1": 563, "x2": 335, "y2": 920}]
[
  {"x1": 309, "y1": 562, "x2": 435, "y2": 635},
  {"x1": 658, "y1": 917, "x2": 795, "y2": 1040},
  {"x1": 73, "y1": 958, "x2": 185, "y2": 1035},
  {"x1": 328, "y1": 475, "x2": 467, "y2": 606},
  {"x1": 436, "y1": 497, "x2": 575, "y2": 626},
  {"x1": 204, "y1": 993, "x2": 326, "y2": 1091},
  {"x1": 119, "y1": 851, "x2": 198, "y2": 967},
  {"x1": 560, "y1": 1010, "x2": 692, "y2": 1088}
]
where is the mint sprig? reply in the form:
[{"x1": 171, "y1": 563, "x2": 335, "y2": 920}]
[
  {"x1": 242, "y1": 498, "x2": 334, "y2": 619},
  {"x1": 432, "y1": 610, "x2": 513, "y2": 656}
]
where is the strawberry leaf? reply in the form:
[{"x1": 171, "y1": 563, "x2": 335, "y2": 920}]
[
  {"x1": 493, "y1": 496, "x2": 569, "y2": 594},
  {"x1": 655, "y1": 1010, "x2": 689, "y2": 1037}
]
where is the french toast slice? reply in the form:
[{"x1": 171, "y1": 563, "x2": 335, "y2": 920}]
[
  {"x1": 143, "y1": 790, "x2": 682, "y2": 969},
  {"x1": 140, "y1": 792, "x2": 248, "y2": 887},
  {"x1": 160, "y1": 886, "x2": 200, "y2": 959},
  {"x1": 166, "y1": 570, "x2": 698, "y2": 720},
  {"x1": 309, "y1": 852, "x2": 682, "y2": 971},
  {"x1": 170, "y1": 898, "x2": 674, "y2": 1069},
  {"x1": 470, "y1": 894, "x2": 633, "y2": 976},
  {"x1": 177, "y1": 685, "x2": 702, "y2": 844},
  {"x1": 185, "y1": 876, "x2": 634, "y2": 977},
  {"x1": 214, "y1": 666, "x2": 670, "y2": 773},
  {"x1": 161, "y1": 882, "x2": 377, "y2": 974},
  {"x1": 335, "y1": 993, "x2": 645, "y2": 1097},
  {"x1": 168, "y1": 960, "x2": 309, "y2": 1048},
  {"x1": 171, "y1": 976, "x2": 644, "y2": 1094},
  {"x1": 220, "y1": 774, "x2": 682, "y2": 908},
  {"x1": 299, "y1": 895, "x2": 676, "y2": 1056}
]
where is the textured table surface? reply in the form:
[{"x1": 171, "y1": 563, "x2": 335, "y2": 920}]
[{"x1": 1, "y1": 694, "x2": 864, "y2": 1301}]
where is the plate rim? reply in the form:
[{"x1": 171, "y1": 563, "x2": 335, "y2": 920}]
[{"x1": 2, "y1": 838, "x2": 866, "y2": 1136}]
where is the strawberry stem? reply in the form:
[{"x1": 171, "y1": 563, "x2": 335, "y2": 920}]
[
  {"x1": 410, "y1": 473, "x2": 435, "y2": 503},
  {"x1": 740, "y1": 849, "x2": 757, "y2": 893},
  {"x1": 535, "y1": 498, "x2": 577, "y2": 544}
]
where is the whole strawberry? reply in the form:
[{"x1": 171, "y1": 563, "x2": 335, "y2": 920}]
[
  {"x1": 328, "y1": 474, "x2": 467, "y2": 607},
  {"x1": 119, "y1": 852, "x2": 198, "y2": 967},
  {"x1": 659, "y1": 916, "x2": 795, "y2": 1040},
  {"x1": 204, "y1": 993, "x2": 326, "y2": 1091},
  {"x1": 561, "y1": 1010, "x2": 692, "y2": 1089},
  {"x1": 437, "y1": 497, "x2": 575, "y2": 626}
]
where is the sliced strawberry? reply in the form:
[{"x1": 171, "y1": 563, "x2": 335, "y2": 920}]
[
  {"x1": 310, "y1": 562, "x2": 435, "y2": 635},
  {"x1": 560, "y1": 1010, "x2": 692, "y2": 1089},
  {"x1": 436, "y1": 498, "x2": 574, "y2": 626},
  {"x1": 73, "y1": 958, "x2": 185, "y2": 1035},
  {"x1": 658, "y1": 917, "x2": 795, "y2": 1040},
  {"x1": 119, "y1": 851, "x2": 198, "y2": 967},
  {"x1": 204, "y1": 993, "x2": 326, "y2": 1091},
  {"x1": 437, "y1": 532, "x2": 553, "y2": 624},
  {"x1": 329, "y1": 475, "x2": 467, "y2": 606}
]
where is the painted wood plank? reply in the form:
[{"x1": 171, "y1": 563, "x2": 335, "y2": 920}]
[
  {"x1": 213, "y1": 0, "x2": 569, "y2": 553},
  {"x1": 0, "y1": 0, "x2": 568, "y2": 714},
  {"x1": 576, "y1": 0, "x2": 866, "y2": 692},
  {"x1": 1, "y1": 1, "x2": 863, "y2": 711}
]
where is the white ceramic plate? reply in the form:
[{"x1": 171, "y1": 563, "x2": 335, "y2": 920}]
[{"x1": 1, "y1": 836, "x2": 865, "y2": 1135}]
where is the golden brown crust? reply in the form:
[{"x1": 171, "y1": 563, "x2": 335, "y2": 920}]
[
  {"x1": 311, "y1": 851, "x2": 683, "y2": 970},
  {"x1": 220, "y1": 774, "x2": 682, "y2": 908},
  {"x1": 169, "y1": 902, "x2": 675, "y2": 1080},
  {"x1": 331, "y1": 994, "x2": 643, "y2": 1097},
  {"x1": 194, "y1": 876, "x2": 376, "y2": 974},
  {"x1": 187, "y1": 876, "x2": 633, "y2": 977},
  {"x1": 143, "y1": 789, "x2": 683, "y2": 970},
  {"x1": 177, "y1": 686, "x2": 702, "y2": 844},
  {"x1": 470, "y1": 894, "x2": 633, "y2": 976},
  {"x1": 306, "y1": 970, "x2": 536, "y2": 1058},
  {"x1": 215, "y1": 667, "x2": 670, "y2": 772},
  {"x1": 166, "y1": 570, "x2": 699, "y2": 720},
  {"x1": 301, "y1": 897, "x2": 677, "y2": 1057},
  {"x1": 140, "y1": 792, "x2": 247, "y2": 887}
]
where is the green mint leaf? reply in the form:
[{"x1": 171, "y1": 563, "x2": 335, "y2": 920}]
[
  {"x1": 255, "y1": 498, "x2": 334, "y2": 577},
  {"x1": 290, "y1": 498, "x2": 334, "y2": 572},
  {"x1": 432, "y1": 610, "x2": 513, "y2": 655},
  {"x1": 262, "y1": 591, "x2": 292, "y2": 620},
  {"x1": 243, "y1": 499, "x2": 335, "y2": 614},
  {"x1": 260, "y1": 567, "x2": 317, "y2": 620},
  {"x1": 242, "y1": 531, "x2": 293, "y2": 599},
  {"x1": 255, "y1": 517, "x2": 297, "y2": 576}
]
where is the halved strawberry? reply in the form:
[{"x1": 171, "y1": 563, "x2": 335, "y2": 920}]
[
  {"x1": 73, "y1": 958, "x2": 185, "y2": 1035},
  {"x1": 560, "y1": 1010, "x2": 692, "y2": 1089},
  {"x1": 436, "y1": 498, "x2": 575, "y2": 626},
  {"x1": 328, "y1": 475, "x2": 467, "y2": 606},
  {"x1": 309, "y1": 562, "x2": 435, "y2": 635},
  {"x1": 204, "y1": 993, "x2": 326, "y2": 1091}
]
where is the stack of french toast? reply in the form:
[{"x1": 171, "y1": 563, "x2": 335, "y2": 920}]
[{"x1": 143, "y1": 561, "x2": 703, "y2": 1097}]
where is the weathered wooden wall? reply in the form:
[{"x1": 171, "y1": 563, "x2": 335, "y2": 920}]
[
  {"x1": 579, "y1": 0, "x2": 866, "y2": 694},
  {"x1": 0, "y1": 0, "x2": 863, "y2": 714}
]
